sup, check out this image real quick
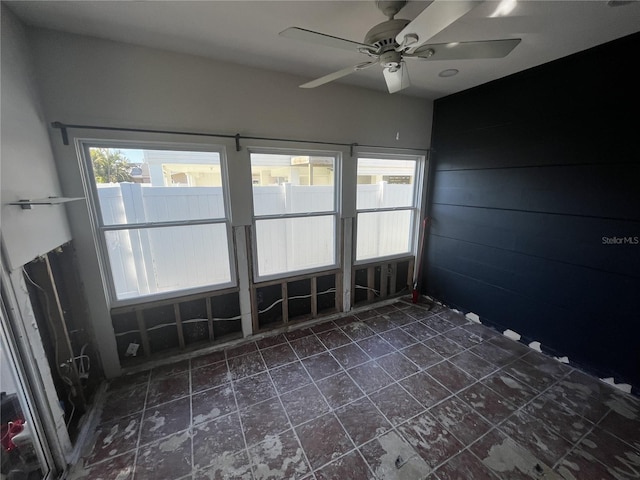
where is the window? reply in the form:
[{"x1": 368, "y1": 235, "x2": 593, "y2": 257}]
[
  {"x1": 250, "y1": 151, "x2": 339, "y2": 279},
  {"x1": 355, "y1": 156, "x2": 422, "y2": 262},
  {"x1": 82, "y1": 144, "x2": 234, "y2": 303}
]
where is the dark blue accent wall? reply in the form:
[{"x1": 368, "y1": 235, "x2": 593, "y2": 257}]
[{"x1": 424, "y1": 32, "x2": 640, "y2": 387}]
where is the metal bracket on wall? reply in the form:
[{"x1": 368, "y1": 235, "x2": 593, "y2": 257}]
[{"x1": 8, "y1": 197, "x2": 85, "y2": 209}]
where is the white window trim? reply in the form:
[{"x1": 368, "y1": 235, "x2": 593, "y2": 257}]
[
  {"x1": 353, "y1": 151, "x2": 426, "y2": 266},
  {"x1": 248, "y1": 146, "x2": 342, "y2": 283},
  {"x1": 77, "y1": 139, "x2": 237, "y2": 308}
]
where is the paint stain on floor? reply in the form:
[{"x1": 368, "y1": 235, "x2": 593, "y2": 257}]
[{"x1": 70, "y1": 301, "x2": 639, "y2": 479}]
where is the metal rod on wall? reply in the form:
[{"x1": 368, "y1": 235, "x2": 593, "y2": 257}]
[{"x1": 50, "y1": 121, "x2": 430, "y2": 153}]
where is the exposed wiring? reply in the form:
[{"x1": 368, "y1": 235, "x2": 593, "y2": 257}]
[
  {"x1": 354, "y1": 284, "x2": 380, "y2": 296},
  {"x1": 22, "y1": 266, "x2": 77, "y2": 425},
  {"x1": 258, "y1": 287, "x2": 337, "y2": 314},
  {"x1": 73, "y1": 344, "x2": 90, "y2": 379},
  {"x1": 114, "y1": 314, "x2": 242, "y2": 337},
  {"x1": 258, "y1": 299, "x2": 284, "y2": 314},
  {"x1": 65, "y1": 391, "x2": 76, "y2": 429},
  {"x1": 113, "y1": 287, "x2": 339, "y2": 337}
]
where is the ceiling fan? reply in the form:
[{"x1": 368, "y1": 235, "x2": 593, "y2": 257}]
[{"x1": 280, "y1": 0, "x2": 521, "y2": 94}]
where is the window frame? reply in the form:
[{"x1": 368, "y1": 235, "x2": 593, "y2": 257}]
[
  {"x1": 248, "y1": 146, "x2": 342, "y2": 283},
  {"x1": 78, "y1": 139, "x2": 237, "y2": 307},
  {"x1": 353, "y1": 152, "x2": 425, "y2": 265}
]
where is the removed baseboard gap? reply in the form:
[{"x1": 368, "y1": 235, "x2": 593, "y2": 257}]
[{"x1": 502, "y1": 330, "x2": 571, "y2": 366}]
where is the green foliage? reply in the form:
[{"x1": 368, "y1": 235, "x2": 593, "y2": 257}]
[{"x1": 90, "y1": 148, "x2": 133, "y2": 183}]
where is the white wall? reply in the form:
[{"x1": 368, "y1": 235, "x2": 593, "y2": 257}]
[
  {"x1": 26, "y1": 26, "x2": 434, "y2": 375},
  {"x1": 0, "y1": 6, "x2": 73, "y2": 466},
  {"x1": 0, "y1": 7, "x2": 72, "y2": 270}
]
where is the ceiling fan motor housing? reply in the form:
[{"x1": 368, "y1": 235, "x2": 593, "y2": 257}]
[{"x1": 364, "y1": 18, "x2": 410, "y2": 51}]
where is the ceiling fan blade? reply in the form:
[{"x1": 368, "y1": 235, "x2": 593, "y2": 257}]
[
  {"x1": 280, "y1": 27, "x2": 376, "y2": 53},
  {"x1": 300, "y1": 61, "x2": 377, "y2": 89},
  {"x1": 407, "y1": 38, "x2": 521, "y2": 60},
  {"x1": 383, "y1": 63, "x2": 410, "y2": 94},
  {"x1": 395, "y1": 1, "x2": 480, "y2": 48}
]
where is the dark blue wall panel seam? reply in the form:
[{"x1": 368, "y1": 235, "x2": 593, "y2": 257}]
[
  {"x1": 430, "y1": 202, "x2": 640, "y2": 223},
  {"x1": 428, "y1": 232, "x2": 640, "y2": 281},
  {"x1": 426, "y1": 263, "x2": 578, "y2": 316},
  {"x1": 434, "y1": 161, "x2": 639, "y2": 172}
]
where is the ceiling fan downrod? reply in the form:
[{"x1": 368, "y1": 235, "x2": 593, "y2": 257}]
[{"x1": 375, "y1": 0, "x2": 408, "y2": 20}]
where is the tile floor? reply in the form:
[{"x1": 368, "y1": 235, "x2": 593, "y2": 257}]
[{"x1": 68, "y1": 300, "x2": 640, "y2": 480}]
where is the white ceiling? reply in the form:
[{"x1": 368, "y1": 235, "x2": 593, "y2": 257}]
[{"x1": 7, "y1": 0, "x2": 640, "y2": 99}]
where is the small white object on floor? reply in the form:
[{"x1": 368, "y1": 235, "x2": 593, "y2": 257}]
[
  {"x1": 554, "y1": 356, "x2": 570, "y2": 364},
  {"x1": 465, "y1": 312, "x2": 481, "y2": 323},
  {"x1": 503, "y1": 329, "x2": 521, "y2": 341},
  {"x1": 601, "y1": 377, "x2": 632, "y2": 393},
  {"x1": 528, "y1": 341, "x2": 542, "y2": 352}
]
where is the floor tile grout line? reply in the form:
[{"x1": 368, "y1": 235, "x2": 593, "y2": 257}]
[
  {"x1": 552, "y1": 405, "x2": 638, "y2": 475},
  {"x1": 302, "y1": 317, "x2": 485, "y2": 436},
  {"x1": 284, "y1": 331, "x2": 355, "y2": 448},
  {"x1": 475, "y1": 368, "x2": 587, "y2": 470},
  {"x1": 450, "y1": 418, "x2": 552, "y2": 478},
  {"x1": 443, "y1": 437, "x2": 506, "y2": 480},
  {"x1": 90, "y1": 313, "x2": 514, "y2": 474},
  {"x1": 188, "y1": 358, "x2": 195, "y2": 477},
  {"x1": 305, "y1": 320, "x2": 480, "y2": 477},
  {"x1": 281, "y1": 329, "x2": 379, "y2": 477},
  {"x1": 129, "y1": 373, "x2": 151, "y2": 479},
  {"x1": 402, "y1": 349, "x2": 576, "y2": 471},
  {"x1": 256, "y1": 346, "x2": 316, "y2": 478},
  {"x1": 219, "y1": 312, "x2": 492, "y2": 390},
  {"x1": 551, "y1": 421, "x2": 599, "y2": 472},
  {"x1": 481, "y1": 366, "x2": 574, "y2": 427},
  {"x1": 96, "y1": 304, "x2": 632, "y2": 479},
  {"x1": 223, "y1": 351, "x2": 254, "y2": 479},
  {"x1": 464, "y1": 407, "x2": 589, "y2": 479},
  {"x1": 594, "y1": 408, "x2": 640, "y2": 450},
  {"x1": 78, "y1": 303, "x2": 624, "y2": 480}
]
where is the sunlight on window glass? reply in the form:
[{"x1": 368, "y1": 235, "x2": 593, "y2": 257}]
[
  {"x1": 356, "y1": 210, "x2": 413, "y2": 261},
  {"x1": 250, "y1": 153, "x2": 336, "y2": 216},
  {"x1": 356, "y1": 158, "x2": 416, "y2": 209},
  {"x1": 89, "y1": 148, "x2": 225, "y2": 224}
]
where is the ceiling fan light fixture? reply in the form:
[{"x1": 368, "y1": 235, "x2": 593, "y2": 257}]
[
  {"x1": 439, "y1": 69, "x2": 459, "y2": 78},
  {"x1": 379, "y1": 49, "x2": 402, "y2": 68}
]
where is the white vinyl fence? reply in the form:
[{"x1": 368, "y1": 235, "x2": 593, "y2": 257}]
[
  {"x1": 99, "y1": 182, "x2": 413, "y2": 299},
  {"x1": 356, "y1": 183, "x2": 415, "y2": 261}
]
